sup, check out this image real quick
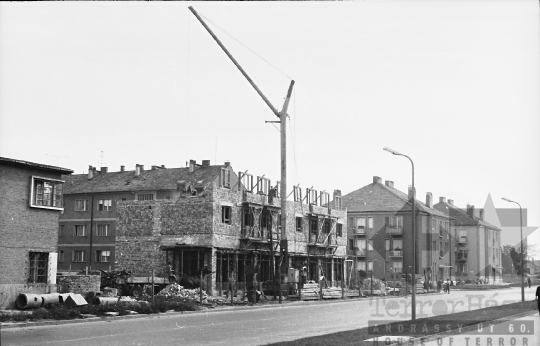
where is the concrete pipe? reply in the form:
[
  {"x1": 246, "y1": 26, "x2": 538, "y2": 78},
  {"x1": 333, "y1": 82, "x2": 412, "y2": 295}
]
[
  {"x1": 16, "y1": 294, "x2": 44, "y2": 310},
  {"x1": 94, "y1": 296, "x2": 119, "y2": 305},
  {"x1": 42, "y1": 293, "x2": 61, "y2": 305}
]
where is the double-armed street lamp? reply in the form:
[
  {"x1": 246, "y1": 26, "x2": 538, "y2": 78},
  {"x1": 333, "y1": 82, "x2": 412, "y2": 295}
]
[
  {"x1": 501, "y1": 197, "x2": 524, "y2": 302},
  {"x1": 383, "y1": 147, "x2": 416, "y2": 320}
]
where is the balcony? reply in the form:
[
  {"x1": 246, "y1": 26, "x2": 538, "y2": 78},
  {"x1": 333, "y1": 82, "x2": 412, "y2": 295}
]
[
  {"x1": 386, "y1": 225, "x2": 403, "y2": 235},
  {"x1": 354, "y1": 248, "x2": 367, "y2": 257},
  {"x1": 387, "y1": 250, "x2": 403, "y2": 257},
  {"x1": 457, "y1": 237, "x2": 468, "y2": 244},
  {"x1": 456, "y1": 251, "x2": 468, "y2": 261},
  {"x1": 353, "y1": 227, "x2": 366, "y2": 235}
]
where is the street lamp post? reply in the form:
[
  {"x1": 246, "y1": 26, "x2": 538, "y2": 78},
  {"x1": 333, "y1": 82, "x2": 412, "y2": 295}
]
[
  {"x1": 384, "y1": 147, "x2": 416, "y2": 320},
  {"x1": 501, "y1": 197, "x2": 524, "y2": 302}
]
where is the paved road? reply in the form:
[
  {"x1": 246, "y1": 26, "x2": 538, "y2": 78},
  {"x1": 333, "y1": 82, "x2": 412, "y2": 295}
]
[{"x1": 2, "y1": 286, "x2": 538, "y2": 346}]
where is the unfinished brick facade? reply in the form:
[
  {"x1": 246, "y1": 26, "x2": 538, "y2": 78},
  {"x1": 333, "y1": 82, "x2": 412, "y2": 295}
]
[{"x1": 114, "y1": 162, "x2": 347, "y2": 296}]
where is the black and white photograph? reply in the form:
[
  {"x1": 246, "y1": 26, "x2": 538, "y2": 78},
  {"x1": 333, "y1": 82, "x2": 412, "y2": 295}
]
[{"x1": 1, "y1": 1, "x2": 539, "y2": 345}]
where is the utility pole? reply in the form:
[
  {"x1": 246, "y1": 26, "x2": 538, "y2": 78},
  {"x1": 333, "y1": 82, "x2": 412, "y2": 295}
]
[{"x1": 189, "y1": 7, "x2": 295, "y2": 302}]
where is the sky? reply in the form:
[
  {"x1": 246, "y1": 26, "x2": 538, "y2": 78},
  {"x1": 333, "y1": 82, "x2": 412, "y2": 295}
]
[{"x1": 0, "y1": 1, "x2": 538, "y2": 250}]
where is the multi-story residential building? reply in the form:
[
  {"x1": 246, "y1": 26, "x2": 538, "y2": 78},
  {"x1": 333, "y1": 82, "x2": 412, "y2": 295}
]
[
  {"x1": 59, "y1": 163, "x2": 178, "y2": 272},
  {"x1": 434, "y1": 198, "x2": 503, "y2": 282},
  {"x1": 61, "y1": 160, "x2": 347, "y2": 295},
  {"x1": 0, "y1": 157, "x2": 72, "y2": 308},
  {"x1": 341, "y1": 176, "x2": 454, "y2": 286}
]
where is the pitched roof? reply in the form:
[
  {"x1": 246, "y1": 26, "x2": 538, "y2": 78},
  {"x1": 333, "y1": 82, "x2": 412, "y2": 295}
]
[
  {"x1": 340, "y1": 181, "x2": 449, "y2": 218},
  {"x1": 62, "y1": 165, "x2": 224, "y2": 194},
  {"x1": 433, "y1": 202, "x2": 501, "y2": 230},
  {"x1": 0, "y1": 156, "x2": 73, "y2": 174}
]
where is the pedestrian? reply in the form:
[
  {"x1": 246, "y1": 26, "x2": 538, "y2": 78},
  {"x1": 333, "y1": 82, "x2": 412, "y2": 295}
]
[
  {"x1": 536, "y1": 285, "x2": 540, "y2": 315},
  {"x1": 446, "y1": 279, "x2": 450, "y2": 294},
  {"x1": 527, "y1": 276, "x2": 531, "y2": 288},
  {"x1": 437, "y1": 279, "x2": 442, "y2": 293}
]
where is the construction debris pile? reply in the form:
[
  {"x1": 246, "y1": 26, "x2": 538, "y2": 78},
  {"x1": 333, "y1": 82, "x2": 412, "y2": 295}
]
[
  {"x1": 156, "y1": 283, "x2": 239, "y2": 305},
  {"x1": 361, "y1": 278, "x2": 387, "y2": 295}
]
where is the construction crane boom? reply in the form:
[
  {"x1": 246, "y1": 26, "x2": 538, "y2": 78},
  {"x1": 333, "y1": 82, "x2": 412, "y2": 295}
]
[{"x1": 189, "y1": 6, "x2": 294, "y2": 303}]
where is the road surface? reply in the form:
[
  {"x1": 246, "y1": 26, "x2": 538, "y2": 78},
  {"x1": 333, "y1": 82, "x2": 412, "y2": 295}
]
[{"x1": 2, "y1": 286, "x2": 537, "y2": 346}]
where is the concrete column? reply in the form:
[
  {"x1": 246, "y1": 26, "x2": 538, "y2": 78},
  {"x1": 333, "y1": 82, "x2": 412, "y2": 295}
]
[{"x1": 209, "y1": 248, "x2": 217, "y2": 296}]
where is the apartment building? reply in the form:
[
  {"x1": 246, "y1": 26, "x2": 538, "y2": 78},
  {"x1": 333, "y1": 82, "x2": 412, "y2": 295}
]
[
  {"x1": 342, "y1": 176, "x2": 454, "y2": 285},
  {"x1": 0, "y1": 157, "x2": 72, "y2": 308},
  {"x1": 434, "y1": 198, "x2": 503, "y2": 282}
]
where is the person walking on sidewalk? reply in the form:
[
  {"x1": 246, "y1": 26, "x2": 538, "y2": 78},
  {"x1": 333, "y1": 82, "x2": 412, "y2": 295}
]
[
  {"x1": 527, "y1": 276, "x2": 531, "y2": 288},
  {"x1": 536, "y1": 285, "x2": 540, "y2": 315}
]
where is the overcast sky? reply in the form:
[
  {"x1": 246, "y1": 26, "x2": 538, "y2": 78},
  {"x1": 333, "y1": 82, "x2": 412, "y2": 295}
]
[{"x1": 1, "y1": 1, "x2": 538, "y2": 248}]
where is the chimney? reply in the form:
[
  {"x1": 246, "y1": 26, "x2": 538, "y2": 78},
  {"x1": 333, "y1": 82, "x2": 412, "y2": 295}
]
[
  {"x1": 161, "y1": 165, "x2": 165, "y2": 169},
  {"x1": 426, "y1": 192, "x2": 433, "y2": 209},
  {"x1": 101, "y1": 167, "x2": 108, "y2": 174},
  {"x1": 373, "y1": 176, "x2": 382, "y2": 184},
  {"x1": 408, "y1": 185, "x2": 416, "y2": 200},
  {"x1": 139, "y1": 165, "x2": 144, "y2": 172},
  {"x1": 135, "y1": 164, "x2": 141, "y2": 176},
  {"x1": 120, "y1": 165, "x2": 125, "y2": 172},
  {"x1": 385, "y1": 180, "x2": 394, "y2": 188},
  {"x1": 202, "y1": 160, "x2": 210, "y2": 167},
  {"x1": 439, "y1": 197, "x2": 446, "y2": 203},
  {"x1": 189, "y1": 160, "x2": 196, "y2": 173},
  {"x1": 88, "y1": 165, "x2": 94, "y2": 180},
  {"x1": 224, "y1": 161, "x2": 231, "y2": 167},
  {"x1": 448, "y1": 199, "x2": 453, "y2": 205},
  {"x1": 151, "y1": 165, "x2": 158, "y2": 170},
  {"x1": 479, "y1": 209, "x2": 484, "y2": 221},
  {"x1": 466, "y1": 204, "x2": 474, "y2": 218}
]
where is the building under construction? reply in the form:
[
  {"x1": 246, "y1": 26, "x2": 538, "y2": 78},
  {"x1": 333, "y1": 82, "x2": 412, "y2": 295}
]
[{"x1": 114, "y1": 160, "x2": 347, "y2": 296}]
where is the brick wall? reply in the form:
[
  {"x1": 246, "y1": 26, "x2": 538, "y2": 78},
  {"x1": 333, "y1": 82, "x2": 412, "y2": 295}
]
[{"x1": 56, "y1": 275, "x2": 101, "y2": 294}]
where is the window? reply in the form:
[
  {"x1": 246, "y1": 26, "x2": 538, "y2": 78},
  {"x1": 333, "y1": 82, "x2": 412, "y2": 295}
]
[
  {"x1": 367, "y1": 217, "x2": 373, "y2": 229},
  {"x1": 439, "y1": 221, "x2": 443, "y2": 237},
  {"x1": 222, "y1": 206, "x2": 231, "y2": 224},
  {"x1": 392, "y1": 261, "x2": 403, "y2": 273},
  {"x1": 334, "y1": 196, "x2": 342, "y2": 210},
  {"x1": 96, "y1": 250, "x2": 110, "y2": 263},
  {"x1": 348, "y1": 239, "x2": 354, "y2": 251},
  {"x1": 367, "y1": 261, "x2": 373, "y2": 271},
  {"x1": 385, "y1": 261, "x2": 390, "y2": 273},
  {"x1": 368, "y1": 239, "x2": 373, "y2": 251},
  {"x1": 98, "y1": 199, "x2": 112, "y2": 211},
  {"x1": 221, "y1": 168, "x2": 231, "y2": 188},
  {"x1": 356, "y1": 217, "x2": 366, "y2": 229},
  {"x1": 310, "y1": 217, "x2": 318, "y2": 233},
  {"x1": 121, "y1": 197, "x2": 127, "y2": 201},
  {"x1": 320, "y1": 192, "x2": 330, "y2": 206},
  {"x1": 296, "y1": 217, "x2": 303, "y2": 232},
  {"x1": 385, "y1": 239, "x2": 390, "y2": 251},
  {"x1": 137, "y1": 194, "x2": 154, "y2": 201},
  {"x1": 256, "y1": 176, "x2": 270, "y2": 195},
  {"x1": 439, "y1": 241, "x2": 443, "y2": 257},
  {"x1": 390, "y1": 216, "x2": 403, "y2": 227},
  {"x1": 30, "y1": 176, "x2": 64, "y2": 210},
  {"x1": 357, "y1": 239, "x2": 366, "y2": 251},
  {"x1": 75, "y1": 200, "x2": 87, "y2": 211},
  {"x1": 240, "y1": 173, "x2": 253, "y2": 192},
  {"x1": 307, "y1": 188, "x2": 318, "y2": 205},
  {"x1": 59, "y1": 225, "x2": 65, "y2": 237},
  {"x1": 74, "y1": 225, "x2": 86, "y2": 237},
  {"x1": 323, "y1": 219, "x2": 331, "y2": 234},
  {"x1": 96, "y1": 224, "x2": 110, "y2": 236},
  {"x1": 432, "y1": 219, "x2": 436, "y2": 231},
  {"x1": 72, "y1": 250, "x2": 86, "y2": 262},
  {"x1": 432, "y1": 240, "x2": 436, "y2": 251},
  {"x1": 357, "y1": 261, "x2": 366, "y2": 271},
  {"x1": 293, "y1": 186, "x2": 302, "y2": 202},
  {"x1": 336, "y1": 224, "x2": 343, "y2": 237},
  {"x1": 393, "y1": 239, "x2": 403, "y2": 250},
  {"x1": 28, "y1": 252, "x2": 48, "y2": 283},
  {"x1": 59, "y1": 250, "x2": 64, "y2": 262}
]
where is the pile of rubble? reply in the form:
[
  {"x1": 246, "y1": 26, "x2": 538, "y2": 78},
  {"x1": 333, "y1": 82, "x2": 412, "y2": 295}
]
[{"x1": 156, "y1": 283, "x2": 244, "y2": 305}]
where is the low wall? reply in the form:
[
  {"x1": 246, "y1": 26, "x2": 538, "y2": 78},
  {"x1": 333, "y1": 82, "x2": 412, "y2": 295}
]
[
  {"x1": 56, "y1": 275, "x2": 100, "y2": 295},
  {"x1": 0, "y1": 284, "x2": 56, "y2": 310}
]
